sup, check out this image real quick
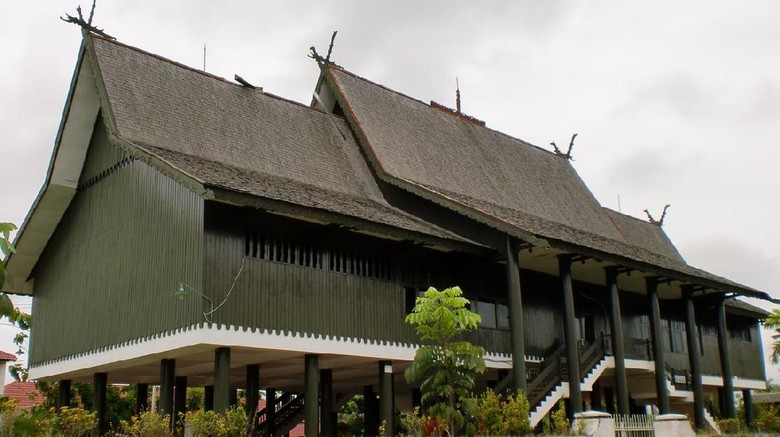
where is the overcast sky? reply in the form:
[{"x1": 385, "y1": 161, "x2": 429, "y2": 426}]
[{"x1": 1, "y1": 1, "x2": 779, "y2": 382}]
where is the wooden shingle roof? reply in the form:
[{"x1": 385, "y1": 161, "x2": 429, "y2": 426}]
[
  {"x1": 324, "y1": 66, "x2": 774, "y2": 301},
  {"x1": 89, "y1": 36, "x2": 475, "y2": 246}
]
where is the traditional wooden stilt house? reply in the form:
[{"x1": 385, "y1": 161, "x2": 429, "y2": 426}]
[{"x1": 4, "y1": 31, "x2": 773, "y2": 434}]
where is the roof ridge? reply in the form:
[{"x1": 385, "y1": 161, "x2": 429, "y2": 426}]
[
  {"x1": 327, "y1": 66, "x2": 564, "y2": 159},
  {"x1": 602, "y1": 206, "x2": 653, "y2": 225},
  {"x1": 89, "y1": 33, "x2": 327, "y2": 115}
]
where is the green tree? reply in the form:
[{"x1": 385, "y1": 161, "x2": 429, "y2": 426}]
[
  {"x1": 0, "y1": 222, "x2": 31, "y2": 381},
  {"x1": 404, "y1": 286, "x2": 486, "y2": 434},
  {"x1": 765, "y1": 309, "x2": 780, "y2": 365}
]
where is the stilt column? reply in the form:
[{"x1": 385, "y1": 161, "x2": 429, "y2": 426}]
[
  {"x1": 646, "y1": 278, "x2": 670, "y2": 414},
  {"x1": 160, "y1": 359, "x2": 175, "y2": 417},
  {"x1": 57, "y1": 380, "x2": 71, "y2": 411},
  {"x1": 744, "y1": 389, "x2": 753, "y2": 429},
  {"x1": 379, "y1": 361, "x2": 395, "y2": 436},
  {"x1": 214, "y1": 348, "x2": 231, "y2": 413},
  {"x1": 93, "y1": 372, "x2": 107, "y2": 436},
  {"x1": 506, "y1": 235, "x2": 527, "y2": 393},
  {"x1": 136, "y1": 383, "x2": 148, "y2": 414},
  {"x1": 204, "y1": 385, "x2": 214, "y2": 411},
  {"x1": 606, "y1": 267, "x2": 629, "y2": 415},
  {"x1": 560, "y1": 255, "x2": 582, "y2": 413},
  {"x1": 321, "y1": 369, "x2": 334, "y2": 437},
  {"x1": 265, "y1": 388, "x2": 276, "y2": 436},
  {"x1": 683, "y1": 287, "x2": 704, "y2": 429},
  {"x1": 246, "y1": 364, "x2": 260, "y2": 425},
  {"x1": 174, "y1": 376, "x2": 187, "y2": 426},
  {"x1": 716, "y1": 295, "x2": 736, "y2": 418},
  {"x1": 304, "y1": 354, "x2": 320, "y2": 437}
]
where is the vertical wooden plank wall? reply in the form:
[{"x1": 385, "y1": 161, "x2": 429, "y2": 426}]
[{"x1": 30, "y1": 122, "x2": 203, "y2": 365}]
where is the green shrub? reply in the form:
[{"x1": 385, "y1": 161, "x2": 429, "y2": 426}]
[
  {"x1": 57, "y1": 407, "x2": 96, "y2": 437},
  {"x1": 185, "y1": 407, "x2": 249, "y2": 437},
  {"x1": 117, "y1": 411, "x2": 174, "y2": 437}
]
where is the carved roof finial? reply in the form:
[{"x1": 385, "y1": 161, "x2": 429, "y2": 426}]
[{"x1": 60, "y1": 0, "x2": 115, "y2": 40}]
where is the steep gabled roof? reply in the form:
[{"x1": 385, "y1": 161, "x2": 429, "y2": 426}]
[
  {"x1": 89, "y1": 36, "x2": 472, "y2": 244},
  {"x1": 4, "y1": 35, "x2": 483, "y2": 294},
  {"x1": 324, "y1": 66, "x2": 773, "y2": 300}
]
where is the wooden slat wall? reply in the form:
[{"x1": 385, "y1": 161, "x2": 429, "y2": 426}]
[{"x1": 30, "y1": 121, "x2": 203, "y2": 365}]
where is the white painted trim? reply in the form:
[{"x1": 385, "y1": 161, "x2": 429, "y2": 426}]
[
  {"x1": 701, "y1": 374, "x2": 766, "y2": 390},
  {"x1": 29, "y1": 324, "x2": 526, "y2": 379}
]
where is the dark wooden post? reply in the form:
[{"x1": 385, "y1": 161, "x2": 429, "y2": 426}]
[
  {"x1": 646, "y1": 278, "x2": 670, "y2": 414},
  {"x1": 214, "y1": 347, "x2": 231, "y2": 413},
  {"x1": 321, "y1": 369, "x2": 334, "y2": 437},
  {"x1": 204, "y1": 385, "x2": 214, "y2": 411},
  {"x1": 246, "y1": 364, "x2": 260, "y2": 426},
  {"x1": 559, "y1": 255, "x2": 582, "y2": 413},
  {"x1": 716, "y1": 295, "x2": 736, "y2": 418},
  {"x1": 743, "y1": 389, "x2": 753, "y2": 429},
  {"x1": 160, "y1": 359, "x2": 175, "y2": 418},
  {"x1": 135, "y1": 383, "x2": 149, "y2": 414},
  {"x1": 265, "y1": 388, "x2": 276, "y2": 436},
  {"x1": 364, "y1": 385, "x2": 379, "y2": 435},
  {"x1": 93, "y1": 372, "x2": 107, "y2": 436},
  {"x1": 606, "y1": 267, "x2": 629, "y2": 415},
  {"x1": 379, "y1": 361, "x2": 395, "y2": 436},
  {"x1": 683, "y1": 287, "x2": 704, "y2": 429},
  {"x1": 57, "y1": 379, "x2": 71, "y2": 411},
  {"x1": 506, "y1": 235, "x2": 527, "y2": 393},
  {"x1": 304, "y1": 354, "x2": 320, "y2": 437},
  {"x1": 174, "y1": 376, "x2": 187, "y2": 427}
]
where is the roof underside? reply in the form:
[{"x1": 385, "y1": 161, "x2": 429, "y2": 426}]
[{"x1": 325, "y1": 66, "x2": 772, "y2": 300}]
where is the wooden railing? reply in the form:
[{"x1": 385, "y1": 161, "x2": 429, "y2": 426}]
[{"x1": 256, "y1": 392, "x2": 304, "y2": 430}]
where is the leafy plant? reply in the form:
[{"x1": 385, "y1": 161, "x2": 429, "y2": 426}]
[
  {"x1": 56, "y1": 407, "x2": 97, "y2": 437},
  {"x1": 185, "y1": 407, "x2": 249, "y2": 437},
  {"x1": 549, "y1": 401, "x2": 570, "y2": 435},
  {"x1": 404, "y1": 286, "x2": 486, "y2": 434},
  {"x1": 117, "y1": 411, "x2": 174, "y2": 437},
  {"x1": 765, "y1": 309, "x2": 780, "y2": 365}
]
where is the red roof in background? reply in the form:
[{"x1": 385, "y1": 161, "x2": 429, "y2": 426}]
[
  {"x1": 0, "y1": 350, "x2": 17, "y2": 361},
  {"x1": 3, "y1": 381, "x2": 44, "y2": 408}
]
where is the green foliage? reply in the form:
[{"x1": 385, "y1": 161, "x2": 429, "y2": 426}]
[
  {"x1": 765, "y1": 309, "x2": 780, "y2": 365},
  {"x1": 462, "y1": 390, "x2": 531, "y2": 436},
  {"x1": 755, "y1": 403, "x2": 780, "y2": 433},
  {"x1": 549, "y1": 401, "x2": 570, "y2": 435},
  {"x1": 399, "y1": 408, "x2": 444, "y2": 437},
  {"x1": 185, "y1": 407, "x2": 249, "y2": 437},
  {"x1": 56, "y1": 407, "x2": 97, "y2": 437},
  {"x1": 0, "y1": 403, "x2": 95, "y2": 437},
  {"x1": 0, "y1": 222, "x2": 17, "y2": 290},
  {"x1": 404, "y1": 287, "x2": 486, "y2": 434},
  {"x1": 117, "y1": 411, "x2": 174, "y2": 437},
  {"x1": 338, "y1": 395, "x2": 366, "y2": 436},
  {"x1": 716, "y1": 417, "x2": 743, "y2": 434}
]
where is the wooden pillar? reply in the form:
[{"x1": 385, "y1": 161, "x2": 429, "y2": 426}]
[
  {"x1": 506, "y1": 235, "x2": 527, "y2": 393},
  {"x1": 265, "y1": 388, "x2": 276, "y2": 437},
  {"x1": 174, "y1": 376, "x2": 187, "y2": 426},
  {"x1": 160, "y1": 359, "x2": 175, "y2": 418},
  {"x1": 606, "y1": 267, "x2": 629, "y2": 415},
  {"x1": 743, "y1": 389, "x2": 753, "y2": 429},
  {"x1": 559, "y1": 255, "x2": 582, "y2": 413},
  {"x1": 214, "y1": 347, "x2": 231, "y2": 413},
  {"x1": 204, "y1": 385, "x2": 214, "y2": 411},
  {"x1": 364, "y1": 385, "x2": 379, "y2": 435},
  {"x1": 716, "y1": 295, "x2": 736, "y2": 418},
  {"x1": 304, "y1": 354, "x2": 320, "y2": 437},
  {"x1": 379, "y1": 361, "x2": 395, "y2": 437},
  {"x1": 590, "y1": 380, "x2": 602, "y2": 412},
  {"x1": 411, "y1": 388, "x2": 421, "y2": 409},
  {"x1": 246, "y1": 364, "x2": 260, "y2": 428},
  {"x1": 321, "y1": 369, "x2": 334, "y2": 437},
  {"x1": 683, "y1": 287, "x2": 704, "y2": 429},
  {"x1": 646, "y1": 278, "x2": 670, "y2": 414},
  {"x1": 93, "y1": 372, "x2": 107, "y2": 436},
  {"x1": 57, "y1": 379, "x2": 71, "y2": 411},
  {"x1": 135, "y1": 383, "x2": 149, "y2": 414}
]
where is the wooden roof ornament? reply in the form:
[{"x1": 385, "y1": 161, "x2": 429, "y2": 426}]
[
  {"x1": 551, "y1": 133, "x2": 577, "y2": 160},
  {"x1": 644, "y1": 204, "x2": 671, "y2": 226},
  {"x1": 61, "y1": 0, "x2": 114, "y2": 40},
  {"x1": 309, "y1": 31, "x2": 339, "y2": 67}
]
